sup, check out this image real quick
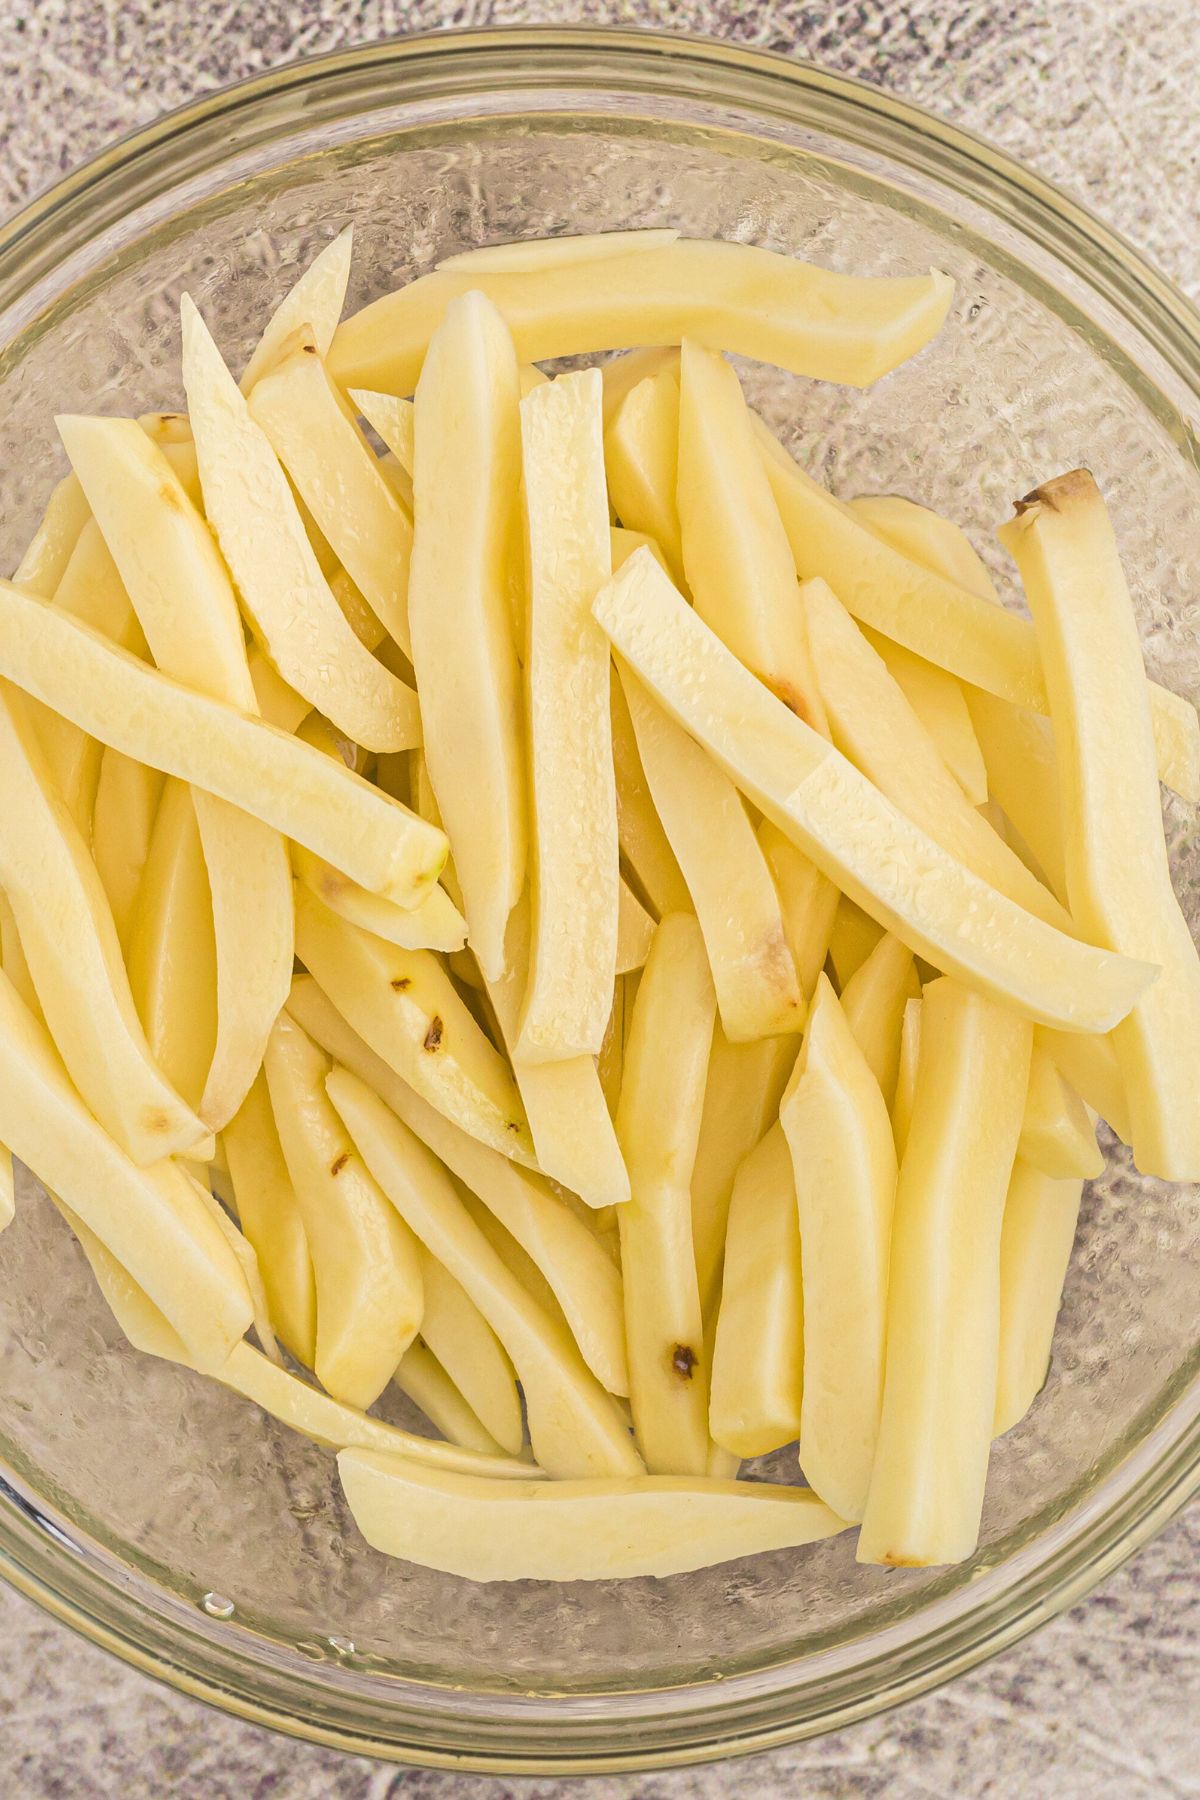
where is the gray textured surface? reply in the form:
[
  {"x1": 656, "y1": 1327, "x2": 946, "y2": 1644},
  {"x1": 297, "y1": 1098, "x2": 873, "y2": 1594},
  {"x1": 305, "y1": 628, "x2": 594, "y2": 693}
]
[{"x1": 0, "y1": 1, "x2": 1197, "y2": 1794}]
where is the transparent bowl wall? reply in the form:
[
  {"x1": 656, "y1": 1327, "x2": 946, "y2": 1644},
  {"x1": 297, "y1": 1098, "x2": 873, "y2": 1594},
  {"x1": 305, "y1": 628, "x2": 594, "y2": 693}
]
[{"x1": 0, "y1": 29, "x2": 1197, "y2": 1773}]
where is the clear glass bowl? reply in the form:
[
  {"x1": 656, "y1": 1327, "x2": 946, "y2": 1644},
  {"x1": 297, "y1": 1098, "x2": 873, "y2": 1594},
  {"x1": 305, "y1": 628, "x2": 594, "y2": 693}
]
[{"x1": 0, "y1": 27, "x2": 1197, "y2": 1774}]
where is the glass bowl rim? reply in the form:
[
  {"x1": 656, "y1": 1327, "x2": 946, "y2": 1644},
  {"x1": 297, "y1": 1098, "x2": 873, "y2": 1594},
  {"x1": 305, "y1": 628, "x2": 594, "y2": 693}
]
[{"x1": 0, "y1": 23, "x2": 1197, "y2": 1773}]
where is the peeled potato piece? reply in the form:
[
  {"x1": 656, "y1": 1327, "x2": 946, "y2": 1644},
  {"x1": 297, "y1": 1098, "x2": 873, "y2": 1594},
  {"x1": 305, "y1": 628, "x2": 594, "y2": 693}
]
[
  {"x1": 609, "y1": 674, "x2": 691, "y2": 919},
  {"x1": 338, "y1": 1449, "x2": 846, "y2": 1581},
  {"x1": 865, "y1": 635, "x2": 988, "y2": 806},
  {"x1": 1000, "y1": 470, "x2": 1200, "y2": 1180},
  {"x1": 414, "y1": 1246, "x2": 524, "y2": 1458},
  {"x1": 240, "y1": 224, "x2": 354, "y2": 392},
  {"x1": 964, "y1": 690, "x2": 1066, "y2": 900},
  {"x1": 593, "y1": 552, "x2": 1154, "y2": 1034},
  {"x1": 615, "y1": 914, "x2": 716, "y2": 1476},
  {"x1": 12, "y1": 470, "x2": 90, "y2": 596},
  {"x1": 782, "y1": 976, "x2": 897, "y2": 1522},
  {"x1": 222, "y1": 1069, "x2": 317, "y2": 1368},
  {"x1": 757, "y1": 821, "x2": 839, "y2": 1001},
  {"x1": 0, "y1": 895, "x2": 39, "y2": 1020},
  {"x1": 616, "y1": 877, "x2": 655, "y2": 975},
  {"x1": 858, "y1": 979, "x2": 1032, "y2": 1566},
  {"x1": 394, "y1": 1340, "x2": 506, "y2": 1458},
  {"x1": 92, "y1": 749, "x2": 165, "y2": 953},
  {"x1": 994, "y1": 1162, "x2": 1083, "y2": 1438},
  {"x1": 826, "y1": 896, "x2": 885, "y2": 991},
  {"x1": 839, "y1": 931, "x2": 921, "y2": 1109},
  {"x1": 891, "y1": 996, "x2": 922, "y2": 1160},
  {"x1": 328, "y1": 236, "x2": 955, "y2": 396},
  {"x1": 709, "y1": 1125, "x2": 804, "y2": 1461},
  {"x1": 1037, "y1": 1026, "x2": 1131, "y2": 1146},
  {"x1": 604, "y1": 367, "x2": 684, "y2": 582},
  {"x1": 1018, "y1": 1042, "x2": 1103, "y2": 1181},
  {"x1": 291, "y1": 843, "x2": 466, "y2": 954},
  {"x1": 850, "y1": 492, "x2": 998, "y2": 602}
]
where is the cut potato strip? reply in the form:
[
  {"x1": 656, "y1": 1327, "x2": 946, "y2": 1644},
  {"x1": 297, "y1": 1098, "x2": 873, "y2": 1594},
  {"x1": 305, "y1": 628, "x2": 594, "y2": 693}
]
[
  {"x1": 185, "y1": 1169, "x2": 280, "y2": 1365},
  {"x1": 1038, "y1": 1026, "x2": 1131, "y2": 1145},
  {"x1": 964, "y1": 690, "x2": 1066, "y2": 899},
  {"x1": 517, "y1": 370, "x2": 619, "y2": 1062},
  {"x1": 0, "y1": 894, "x2": 39, "y2": 1021},
  {"x1": 691, "y1": 1028, "x2": 797, "y2": 1322},
  {"x1": 1001, "y1": 471, "x2": 1200, "y2": 1179},
  {"x1": 593, "y1": 551, "x2": 1154, "y2": 1033},
  {"x1": 623, "y1": 672, "x2": 804, "y2": 1043},
  {"x1": 0, "y1": 690, "x2": 208, "y2": 1164},
  {"x1": 850, "y1": 492, "x2": 998, "y2": 602},
  {"x1": 182, "y1": 296, "x2": 420, "y2": 752},
  {"x1": 858, "y1": 979, "x2": 1031, "y2": 1566},
  {"x1": 610, "y1": 524, "x2": 670, "y2": 578},
  {"x1": 0, "y1": 969, "x2": 250, "y2": 1368},
  {"x1": 409, "y1": 291, "x2": 526, "y2": 981},
  {"x1": 291, "y1": 843, "x2": 466, "y2": 953},
  {"x1": 610, "y1": 674, "x2": 691, "y2": 919},
  {"x1": 13, "y1": 471, "x2": 90, "y2": 595},
  {"x1": 329, "y1": 1071, "x2": 641, "y2": 1477},
  {"x1": 0, "y1": 581, "x2": 447, "y2": 906},
  {"x1": 994, "y1": 1162, "x2": 1083, "y2": 1438},
  {"x1": 352, "y1": 388, "x2": 415, "y2": 474},
  {"x1": 329, "y1": 238, "x2": 955, "y2": 395},
  {"x1": 240, "y1": 225, "x2": 354, "y2": 392},
  {"x1": 415, "y1": 1246, "x2": 524, "y2": 1457},
  {"x1": 294, "y1": 885, "x2": 531, "y2": 1161},
  {"x1": 604, "y1": 366, "x2": 684, "y2": 581},
  {"x1": 863, "y1": 634, "x2": 988, "y2": 806},
  {"x1": 892, "y1": 997, "x2": 922, "y2": 1160},
  {"x1": 264, "y1": 1010, "x2": 423, "y2": 1409},
  {"x1": 678, "y1": 339, "x2": 825, "y2": 728},
  {"x1": 600, "y1": 346, "x2": 676, "y2": 427},
  {"x1": 759, "y1": 424, "x2": 1200, "y2": 800},
  {"x1": 782, "y1": 976, "x2": 897, "y2": 1521},
  {"x1": 757, "y1": 821, "x2": 839, "y2": 1001},
  {"x1": 615, "y1": 914, "x2": 716, "y2": 1476},
  {"x1": 616, "y1": 877, "x2": 655, "y2": 975},
  {"x1": 839, "y1": 932, "x2": 920, "y2": 1109},
  {"x1": 288, "y1": 974, "x2": 629, "y2": 1397},
  {"x1": 248, "y1": 646, "x2": 310, "y2": 733},
  {"x1": 92, "y1": 748, "x2": 165, "y2": 953},
  {"x1": 222, "y1": 1069, "x2": 317, "y2": 1368},
  {"x1": 709, "y1": 1125, "x2": 804, "y2": 1460},
  {"x1": 339, "y1": 1449, "x2": 845, "y2": 1580},
  {"x1": 803, "y1": 579, "x2": 1071, "y2": 932},
  {"x1": 827, "y1": 895, "x2": 885, "y2": 991},
  {"x1": 1018, "y1": 1042, "x2": 1103, "y2": 1181},
  {"x1": 394, "y1": 1339, "x2": 505, "y2": 1458},
  {"x1": 249, "y1": 338, "x2": 413, "y2": 655}
]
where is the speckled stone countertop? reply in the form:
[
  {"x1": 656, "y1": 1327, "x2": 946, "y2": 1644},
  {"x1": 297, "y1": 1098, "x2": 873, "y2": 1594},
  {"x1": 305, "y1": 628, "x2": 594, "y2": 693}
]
[{"x1": 0, "y1": 3, "x2": 1197, "y2": 1795}]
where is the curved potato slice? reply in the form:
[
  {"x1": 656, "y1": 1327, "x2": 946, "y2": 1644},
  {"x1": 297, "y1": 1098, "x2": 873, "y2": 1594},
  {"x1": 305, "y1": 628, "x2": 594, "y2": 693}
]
[
  {"x1": 591, "y1": 551, "x2": 1155, "y2": 1034},
  {"x1": 223, "y1": 1069, "x2": 317, "y2": 1369},
  {"x1": 92, "y1": 748, "x2": 165, "y2": 953},
  {"x1": 13, "y1": 471, "x2": 89, "y2": 595},
  {"x1": 291, "y1": 843, "x2": 466, "y2": 953},
  {"x1": 328, "y1": 238, "x2": 954, "y2": 395},
  {"x1": 994, "y1": 1162, "x2": 1083, "y2": 1438},
  {"x1": 839, "y1": 931, "x2": 921, "y2": 1109},
  {"x1": 338, "y1": 1450, "x2": 846, "y2": 1581},
  {"x1": 240, "y1": 224, "x2": 354, "y2": 392}
]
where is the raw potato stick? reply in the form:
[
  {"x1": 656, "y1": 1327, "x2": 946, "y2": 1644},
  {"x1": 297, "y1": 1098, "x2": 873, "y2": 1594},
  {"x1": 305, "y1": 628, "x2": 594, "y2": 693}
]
[
  {"x1": 839, "y1": 931, "x2": 921, "y2": 1109},
  {"x1": 240, "y1": 225, "x2": 354, "y2": 392},
  {"x1": 827, "y1": 896, "x2": 885, "y2": 991},
  {"x1": 291, "y1": 843, "x2": 467, "y2": 954},
  {"x1": 850, "y1": 492, "x2": 999, "y2": 603},
  {"x1": 604, "y1": 367, "x2": 684, "y2": 581},
  {"x1": 609, "y1": 674, "x2": 691, "y2": 918},
  {"x1": 964, "y1": 689, "x2": 1067, "y2": 899},
  {"x1": 92, "y1": 748, "x2": 165, "y2": 953},
  {"x1": 994, "y1": 1161, "x2": 1083, "y2": 1437},
  {"x1": 415, "y1": 1246, "x2": 524, "y2": 1457},
  {"x1": 1017, "y1": 1042, "x2": 1103, "y2": 1181},
  {"x1": 12, "y1": 471, "x2": 90, "y2": 596},
  {"x1": 222, "y1": 1069, "x2": 318, "y2": 1369},
  {"x1": 394, "y1": 1339, "x2": 505, "y2": 1457},
  {"x1": 758, "y1": 820, "x2": 839, "y2": 1001},
  {"x1": 616, "y1": 877, "x2": 655, "y2": 974}
]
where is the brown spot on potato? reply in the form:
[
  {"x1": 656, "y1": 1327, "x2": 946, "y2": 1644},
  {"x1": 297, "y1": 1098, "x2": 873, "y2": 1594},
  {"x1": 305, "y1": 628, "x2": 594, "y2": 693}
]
[
  {"x1": 1014, "y1": 468, "x2": 1095, "y2": 515},
  {"x1": 390, "y1": 976, "x2": 411, "y2": 992},
  {"x1": 671, "y1": 1344, "x2": 697, "y2": 1380},
  {"x1": 329, "y1": 1151, "x2": 349, "y2": 1176},
  {"x1": 423, "y1": 1016, "x2": 444, "y2": 1052},
  {"x1": 770, "y1": 680, "x2": 810, "y2": 724}
]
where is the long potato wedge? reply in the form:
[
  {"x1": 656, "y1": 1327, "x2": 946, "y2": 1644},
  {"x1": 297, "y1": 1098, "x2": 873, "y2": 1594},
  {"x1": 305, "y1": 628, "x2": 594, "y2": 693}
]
[
  {"x1": 517, "y1": 370, "x2": 619, "y2": 1061},
  {"x1": 0, "y1": 894, "x2": 39, "y2": 1020},
  {"x1": 0, "y1": 580, "x2": 447, "y2": 906},
  {"x1": 994, "y1": 1161, "x2": 1083, "y2": 1438},
  {"x1": 759, "y1": 425, "x2": 1200, "y2": 800},
  {"x1": 1018, "y1": 1042, "x2": 1103, "y2": 1181},
  {"x1": 291, "y1": 843, "x2": 466, "y2": 953},
  {"x1": 782, "y1": 975, "x2": 897, "y2": 1521},
  {"x1": 222, "y1": 1069, "x2": 317, "y2": 1368},
  {"x1": 616, "y1": 877, "x2": 655, "y2": 975},
  {"x1": 592, "y1": 551, "x2": 1155, "y2": 1034},
  {"x1": 826, "y1": 896, "x2": 885, "y2": 991},
  {"x1": 409, "y1": 290, "x2": 526, "y2": 982},
  {"x1": 839, "y1": 931, "x2": 921, "y2": 1109},
  {"x1": 863, "y1": 634, "x2": 988, "y2": 806},
  {"x1": 622, "y1": 671, "x2": 804, "y2": 1043},
  {"x1": 92, "y1": 748, "x2": 165, "y2": 954},
  {"x1": 394, "y1": 1340, "x2": 505, "y2": 1457},
  {"x1": 964, "y1": 689, "x2": 1066, "y2": 899},
  {"x1": 328, "y1": 237, "x2": 954, "y2": 394},
  {"x1": 892, "y1": 996, "x2": 922, "y2": 1159},
  {"x1": 1000, "y1": 471, "x2": 1200, "y2": 1179},
  {"x1": 850, "y1": 492, "x2": 998, "y2": 602},
  {"x1": 13, "y1": 471, "x2": 90, "y2": 595},
  {"x1": 757, "y1": 821, "x2": 839, "y2": 1000},
  {"x1": 858, "y1": 978, "x2": 1032, "y2": 1566},
  {"x1": 240, "y1": 224, "x2": 354, "y2": 391},
  {"x1": 352, "y1": 388, "x2": 415, "y2": 474},
  {"x1": 604, "y1": 367, "x2": 684, "y2": 581},
  {"x1": 329, "y1": 1071, "x2": 642, "y2": 1478},
  {"x1": 0, "y1": 969, "x2": 250, "y2": 1368},
  {"x1": 339, "y1": 1449, "x2": 846, "y2": 1580},
  {"x1": 287, "y1": 975, "x2": 628, "y2": 1397},
  {"x1": 609, "y1": 673, "x2": 691, "y2": 918},
  {"x1": 616, "y1": 914, "x2": 716, "y2": 1475},
  {"x1": 182, "y1": 296, "x2": 420, "y2": 752},
  {"x1": 415, "y1": 1246, "x2": 524, "y2": 1457},
  {"x1": 1037, "y1": 1025, "x2": 1131, "y2": 1145},
  {"x1": 709, "y1": 1125, "x2": 804, "y2": 1460}
]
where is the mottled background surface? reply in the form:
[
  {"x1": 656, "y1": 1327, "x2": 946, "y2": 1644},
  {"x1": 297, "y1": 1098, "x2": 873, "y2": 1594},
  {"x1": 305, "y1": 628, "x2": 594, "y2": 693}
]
[{"x1": 0, "y1": 2, "x2": 1197, "y2": 1795}]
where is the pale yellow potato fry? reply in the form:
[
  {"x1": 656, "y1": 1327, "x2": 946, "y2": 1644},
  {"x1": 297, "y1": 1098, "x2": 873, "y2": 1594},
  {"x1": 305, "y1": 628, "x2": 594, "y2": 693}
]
[
  {"x1": 0, "y1": 689, "x2": 208, "y2": 1163},
  {"x1": 1038, "y1": 1025, "x2": 1131, "y2": 1145},
  {"x1": 294, "y1": 885, "x2": 531, "y2": 1160},
  {"x1": 351, "y1": 388, "x2": 415, "y2": 473},
  {"x1": 994, "y1": 1161, "x2": 1083, "y2": 1437},
  {"x1": 0, "y1": 968, "x2": 250, "y2": 1368},
  {"x1": 329, "y1": 1071, "x2": 641, "y2": 1477},
  {"x1": 249, "y1": 339, "x2": 414, "y2": 655},
  {"x1": 863, "y1": 633, "x2": 988, "y2": 805},
  {"x1": 184, "y1": 1168, "x2": 280, "y2": 1365},
  {"x1": 604, "y1": 367, "x2": 684, "y2": 581},
  {"x1": 1001, "y1": 471, "x2": 1200, "y2": 1179},
  {"x1": 248, "y1": 645, "x2": 310, "y2": 732},
  {"x1": 222, "y1": 1069, "x2": 317, "y2": 1368},
  {"x1": 240, "y1": 225, "x2": 354, "y2": 392},
  {"x1": 709, "y1": 1125, "x2": 804, "y2": 1460},
  {"x1": 1018, "y1": 1042, "x2": 1104, "y2": 1181},
  {"x1": 850, "y1": 492, "x2": 998, "y2": 602},
  {"x1": 438, "y1": 229, "x2": 681, "y2": 275},
  {"x1": 408, "y1": 291, "x2": 526, "y2": 981},
  {"x1": 394, "y1": 1339, "x2": 506, "y2": 1458},
  {"x1": 182, "y1": 295, "x2": 420, "y2": 752},
  {"x1": 517, "y1": 370, "x2": 619, "y2": 1061},
  {"x1": 329, "y1": 237, "x2": 954, "y2": 395},
  {"x1": 610, "y1": 524, "x2": 670, "y2": 577},
  {"x1": 858, "y1": 979, "x2": 1032, "y2": 1567},
  {"x1": 462, "y1": 1190, "x2": 566, "y2": 1324},
  {"x1": 92, "y1": 748, "x2": 165, "y2": 953},
  {"x1": 609, "y1": 673, "x2": 690, "y2": 918},
  {"x1": 839, "y1": 932, "x2": 921, "y2": 1109},
  {"x1": 0, "y1": 893, "x2": 39, "y2": 1020},
  {"x1": 757, "y1": 820, "x2": 839, "y2": 1000},
  {"x1": 597, "y1": 979, "x2": 625, "y2": 1117},
  {"x1": 339, "y1": 1449, "x2": 845, "y2": 1581},
  {"x1": 264, "y1": 1010, "x2": 423, "y2": 1408},
  {"x1": 0, "y1": 581, "x2": 446, "y2": 906},
  {"x1": 600, "y1": 346, "x2": 677, "y2": 428},
  {"x1": 616, "y1": 914, "x2": 716, "y2": 1475},
  {"x1": 891, "y1": 996, "x2": 922, "y2": 1160},
  {"x1": 826, "y1": 896, "x2": 885, "y2": 991},
  {"x1": 415, "y1": 1246, "x2": 524, "y2": 1457},
  {"x1": 616, "y1": 876, "x2": 655, "y2": 975},
  {"x1": 964, "y1": 689, "x2": 1066, "y2": 899},
  {"x1": 324, "y1": 564, "x2": 386, "y2": 651},
  {"x1": 127, "y1": 780, "x2": 218, "y2": 1112},
  {"x1": 593, "y1": 552, "x2": 1153, "y2": 1033},
  {"x1": 782, "y1": 976, "x2": 897, "y2": 1521},
  {"x1": 622, "y1": 672, "x2": 804, "y2": 1042},
  {"x1": 759, "y1": 424, "x2": 1200, "y2": 800},
  {"x1": 803, "y1": 579, "x2": 1070, "y2": 932},
  {"x1": 287, "y1": 975, "x2": 630, "y2": 1396},
  {"x1": 691, "y1": 1027, "x2": 797, "y2": 1322},
  {"x1": 13, "y1": 471, "x2": 90, "y2": 595},
  {"x1": 291, "y1": 843, "x2": 466, "y2": 954},
  {"x1": 678, "y1": 340, "x2": 825, "y2": 728}
]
